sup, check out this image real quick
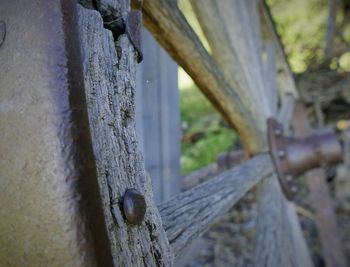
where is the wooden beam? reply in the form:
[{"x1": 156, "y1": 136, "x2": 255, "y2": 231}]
[
  {"x1": 258, "y1": 0, "x2": 299, "y2": 98},
  {"x1": 78, "y1": 5, "x2": 173, "y2": 266},
  {"x1": 159, "y1": 153, "x2": 273, "y2": 258},
  {"x1": 190, "y1": 0, "x2": 272, "y2": 120},
  {"x1": 277, "y1": 94, "x2": 296, "y2": 129},
  {"x1": 254, "y1": 95, "x2": 313, "y2": 267},
  {"x1": 138, "y1": 0, "x2": 266, "y2": 153},
  {"x1": 255, "y1": 175, "x2": 314, "y2": 267},
  {"x1": 263, "y1": 42, "x2": 279, "y2": 116}
]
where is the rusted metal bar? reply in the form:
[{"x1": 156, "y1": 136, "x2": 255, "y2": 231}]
[{"x1": 0, "y1": 1, "x2": 112, "y2": 266}]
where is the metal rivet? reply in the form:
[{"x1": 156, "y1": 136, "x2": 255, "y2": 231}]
[
  {"x1": 122, "y1": 188, "x2": 146, "y2": 225},
  {"x1": 0, "y1": 20, "x2": 6, "y2": 48},
  {"x1": 278, "y1": 150, "x2": 286, "y2": 158}
]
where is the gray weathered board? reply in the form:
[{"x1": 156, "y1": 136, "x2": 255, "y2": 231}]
[
  {"x1": 78, "y1": 5, "x2": 173, "y2": 265},
  {"x1": 135, "y1": 28, "x2": 180, "y2": 204}
]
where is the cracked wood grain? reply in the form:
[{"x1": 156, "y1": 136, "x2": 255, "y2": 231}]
[
  {"x1": 77, "y1": 4, "x2": 173, "y2": 266},
  {"x1": 159, "y1": 153, "x2": 273, "y2": 258}
]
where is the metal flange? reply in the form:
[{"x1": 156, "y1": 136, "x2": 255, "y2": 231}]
[
  {"x1": 267, "y1": 119, "x2": 298, "y2": 199},
  {"x1": 267, "y1": 118, "x2": 343, "y2": 200}
]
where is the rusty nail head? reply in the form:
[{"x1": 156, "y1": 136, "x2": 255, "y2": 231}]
[
  {"x1": 0, "y1": 20, "x2": 6, "y2": 48},
  {"x1": 123, "y1": 188, "x2": 146, "y2": 225}
]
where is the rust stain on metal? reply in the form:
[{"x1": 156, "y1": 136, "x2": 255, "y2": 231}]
[
  {"x1": 0, "y1": 20, "x2": 5, "y2": 48},
  {"x1": 267, "y1": 118, "x2": 343, "y2": 200}
]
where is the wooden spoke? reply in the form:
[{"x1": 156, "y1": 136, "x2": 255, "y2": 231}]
[
  {"x1": 254, "y1": 175, "x2": 314, "y2": 267},
  {"x1": 138, "y1": 0, "x2": 267, "y2": 153},
  {"x1": 158, "y1": 154, "x2": 273, "y2": 258},
  {"x1": 258, "y1": 0, "x2": 298, "y2": 98}
]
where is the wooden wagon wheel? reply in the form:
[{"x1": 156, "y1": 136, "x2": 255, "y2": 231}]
[{"x1": 0, "y1": 0, "x2": 346, "y2": 266}]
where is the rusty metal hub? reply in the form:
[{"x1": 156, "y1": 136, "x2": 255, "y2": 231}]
[{"x1": 267, "y1": 118, "x2": 343, "y2": 199}]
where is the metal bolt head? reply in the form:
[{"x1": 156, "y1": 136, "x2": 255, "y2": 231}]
[
  {"x1": 0, "y1": 20, "x2": 6, "y2": 48},
  {"x1": 123, "y1": 188, "x2": 146, "y2": 225}
]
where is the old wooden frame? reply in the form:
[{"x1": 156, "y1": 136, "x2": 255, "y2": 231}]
[{"x1": 1, "y1": 0, "x2": 343, "y2": 266}]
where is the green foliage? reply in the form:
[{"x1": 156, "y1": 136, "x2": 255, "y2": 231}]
[
  {"x1": 268, "y1": 0, "x2": 328, "y2": 73},
  {"x1": 180, "y1": 84, "x2": 237, "y2": 175},
  {"x1": 177, "y1": 1, "x2": 233, "y2": 175}
]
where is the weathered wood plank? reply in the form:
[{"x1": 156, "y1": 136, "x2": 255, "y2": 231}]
[
  {"x1": 77, "y1": 5, "x2": 173, "y2": 266},
  {"x1": 137, "y1": 0, "x2": 266, "y2": 153},
  {"x1": 255, "y1": 73, "x2": 312, "y2": 266},
  {"x1": 263, "y1": 42, "x2": 278, "y2": 116},
  {"x1": 159, "y1": 153, "x2": 274, "y2": 258},
  {"x1": 190, "y1": 0, "x2": 272, "y2": 120},
  {"x1": 277, "y1": 94, "x2": 295, "y2": 129},
  {"x1": 259, "y1": 0, "x2": 299, "y2": 98},
  {"x1": 255, "y1": 97, "x2": 310, "y2": 267},
  {"x1": 135, "y1": 28, "x2": 180, "y2": 203},
  {"x1": 255, "y1": 175, "x2": 314, "y2": 267},
  {"x1": 253, "y1": 13, "x2": 312, "y2": 263}
]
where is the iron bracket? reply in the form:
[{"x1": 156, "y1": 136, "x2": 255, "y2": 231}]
[{"x1": 267, "y1": 118, "x2": 343, "y2": 200}]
